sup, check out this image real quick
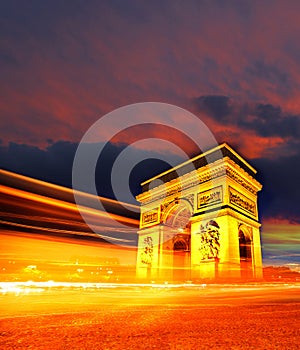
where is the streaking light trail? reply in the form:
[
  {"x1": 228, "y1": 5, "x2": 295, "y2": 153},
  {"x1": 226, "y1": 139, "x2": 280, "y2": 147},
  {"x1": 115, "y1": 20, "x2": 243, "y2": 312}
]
[{"x1": 0, "y1": 169, "x2": 139, "y2": 245}]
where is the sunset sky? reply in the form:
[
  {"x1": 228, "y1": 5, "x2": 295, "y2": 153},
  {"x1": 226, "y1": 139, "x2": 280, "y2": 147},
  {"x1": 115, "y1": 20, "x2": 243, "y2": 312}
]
[{"x1": 0, "y1": 1, "x2": 299, "y2": 265}]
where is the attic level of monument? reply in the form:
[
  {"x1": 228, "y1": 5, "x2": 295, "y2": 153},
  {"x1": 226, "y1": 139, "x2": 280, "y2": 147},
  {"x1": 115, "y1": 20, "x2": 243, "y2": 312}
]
[
  {"x1": 138, "y1": 143, "x2": 261, "y2": 207},
  {"x1": 140, "y1": 143, "x2": 258, "y2": 193},
  {"x1": 136, "y1": 143, "x2": 263, "y2": 282}
]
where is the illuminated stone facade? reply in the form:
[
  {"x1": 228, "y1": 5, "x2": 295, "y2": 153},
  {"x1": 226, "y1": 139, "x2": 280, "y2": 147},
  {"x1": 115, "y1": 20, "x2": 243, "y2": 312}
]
[{"x1": 136, "y1": 143, "x2": 263, "y2": 281}]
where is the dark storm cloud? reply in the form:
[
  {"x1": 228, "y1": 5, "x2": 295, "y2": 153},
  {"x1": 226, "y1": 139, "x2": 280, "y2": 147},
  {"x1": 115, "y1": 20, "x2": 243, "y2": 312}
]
[
  {"x1": 0, "y1": 140, "x2": 181, "y2": 203},
  {"x1": 253, "y1": 147, "x2": 300, "y2": 224},
  {"x1": 195, "y1": 95, "x2": 231, "y2": 120},
  {"x1": 0, "y1": 141, "x2": 77, "y2": 189},
  {"x1": 250, "y1": 104, "x2": 300, "y2": 138},
  {"x1": 195, "y1": 95, "x2": 300, "y2": 139}
]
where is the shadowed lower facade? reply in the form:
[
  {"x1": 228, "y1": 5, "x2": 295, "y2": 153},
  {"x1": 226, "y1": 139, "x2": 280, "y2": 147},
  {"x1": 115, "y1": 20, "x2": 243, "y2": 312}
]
[{"x1": 136, "y1": 143, "x2": 263, "y2": 281}]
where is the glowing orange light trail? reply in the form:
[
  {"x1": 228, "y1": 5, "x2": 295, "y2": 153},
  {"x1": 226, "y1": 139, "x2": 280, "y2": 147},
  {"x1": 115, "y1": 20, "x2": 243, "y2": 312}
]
[
  {"x1": 0, "y1": 169, "x2": 139, "y2": 210},
  {"x1": 0, "y1": 219, "x2": 132, "y2": 243},
  {"x1": 0, "y1": 184, "x2": 139, "y2": 227}
]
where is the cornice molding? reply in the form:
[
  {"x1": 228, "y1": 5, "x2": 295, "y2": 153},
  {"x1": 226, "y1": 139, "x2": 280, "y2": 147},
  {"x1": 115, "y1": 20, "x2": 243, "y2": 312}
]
[{"x1": 137, "y1": 157, "x2": 261, "y2": 205}]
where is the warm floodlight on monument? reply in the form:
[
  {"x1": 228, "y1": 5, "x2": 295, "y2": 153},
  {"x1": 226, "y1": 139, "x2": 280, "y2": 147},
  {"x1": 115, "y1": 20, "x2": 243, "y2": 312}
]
[{"x1": 136, "y1": 143, "x2": 263, "y2": 282}]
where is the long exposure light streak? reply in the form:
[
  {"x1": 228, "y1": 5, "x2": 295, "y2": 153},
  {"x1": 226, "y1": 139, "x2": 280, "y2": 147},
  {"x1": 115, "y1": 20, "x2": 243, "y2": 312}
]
[
  {"x1": 0, "y1": 169, "x2": 140, "y2": 251},
  {"x1": 0, "y1": 169, "x2": 139, "y2": 210},
  {"x1": 0, "y1": 220, "x2": 133, "y2": 243},
  {"x1": 0, "y1": 184, "x2": 138, "y2": 226}
]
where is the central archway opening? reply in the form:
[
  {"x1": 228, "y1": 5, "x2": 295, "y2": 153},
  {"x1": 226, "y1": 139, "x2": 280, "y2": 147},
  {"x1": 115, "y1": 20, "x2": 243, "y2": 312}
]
[
  {"x1": 173, "y1": 239, "x2": 188, "y2": 251},
  {"x1": 163, "y1": 200, "x2": 192, "y2": 281},
  {"x1": 172, "y1": 236, "x2": 190, "y2": 281}
]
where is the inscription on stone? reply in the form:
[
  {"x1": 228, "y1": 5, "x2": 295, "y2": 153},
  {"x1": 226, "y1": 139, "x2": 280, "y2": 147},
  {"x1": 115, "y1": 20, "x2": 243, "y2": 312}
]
[
  {"x1": 229, "y1": 187, "x2": 256, "y2": 215},
  {"x1": 141, "y1": 208, "x2": 160, "y2": 227},
  {"x1": 197, "y1": 186, "x2": 223, "y2": 209}
]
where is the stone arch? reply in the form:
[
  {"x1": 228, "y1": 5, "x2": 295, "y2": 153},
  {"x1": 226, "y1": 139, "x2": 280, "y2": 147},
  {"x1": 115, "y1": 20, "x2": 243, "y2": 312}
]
[
  {"x1": 161, "y1": 200, "x2": 192, "y2": 281},
  {"x1": 136, "y1": 144, "x2": 263, "y2": 282},
  {"x1": 238, "y1": 225, "x2": 252, "y2": 260},
  {"x1": 238, "y1": 224, "x2": 253, "y2": 279},
  {"x1": 173, "y1": 238, "x2": 189, "y2": 251},
  {"x1": 172, "y1": 235, "x2": 190, "y2": 281},
  {"x1": 163, "y1": 198, "x2": 193, "y2": 230}
]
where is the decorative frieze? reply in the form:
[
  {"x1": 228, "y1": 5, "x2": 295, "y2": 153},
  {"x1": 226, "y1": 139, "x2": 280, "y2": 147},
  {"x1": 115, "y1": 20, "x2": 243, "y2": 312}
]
[
  {"x1": 197, "y1": 186, "x2": 223, "y2": 210},
  {"x1": 226, "y1": 167, "x2": 256, "y2": 194},
  {"x1": 139, "y1": 165, "x2": 226, "y2": 204},
  {"x1": 138, "y1": 162, "x2": 258, "y2": 205},
  {"x1": 141, "y1": 207, "x2": 160, "y2": 228},
  {"x1": 229, "y1": 186, "x2": 256, "y2": 216}
]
